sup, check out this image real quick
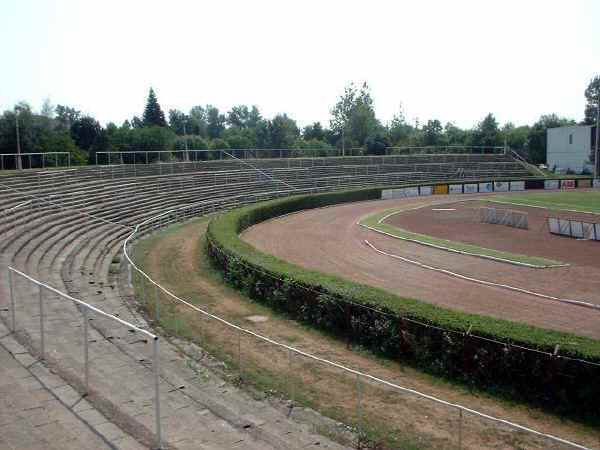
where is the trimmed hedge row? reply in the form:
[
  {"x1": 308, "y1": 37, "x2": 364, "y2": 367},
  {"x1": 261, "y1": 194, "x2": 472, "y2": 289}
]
[{"x1": 206, "y1": 187, "x2": 600, "y2": 419}]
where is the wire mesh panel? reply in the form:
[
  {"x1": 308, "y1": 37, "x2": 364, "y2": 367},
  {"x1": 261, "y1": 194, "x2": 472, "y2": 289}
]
[
  {"x1": 479, "y1": 207, "x2": 528, "y2": 229},
  {"x1": 548, "y1": 217, "x2": 600, "y2": 240}
]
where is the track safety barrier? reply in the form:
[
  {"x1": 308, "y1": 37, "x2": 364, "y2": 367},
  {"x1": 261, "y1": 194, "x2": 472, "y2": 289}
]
[
  {"x1": 122, "y1": 205, "x2": 594, "y2": 450},
  {"x1": 548, "y1": 217, "x2": 600, "y2": 241}
]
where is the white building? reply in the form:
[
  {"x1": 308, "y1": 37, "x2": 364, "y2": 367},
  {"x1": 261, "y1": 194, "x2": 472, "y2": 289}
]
[{"x1": 547, "y1": 125, "x2": 596, "y2": 173}]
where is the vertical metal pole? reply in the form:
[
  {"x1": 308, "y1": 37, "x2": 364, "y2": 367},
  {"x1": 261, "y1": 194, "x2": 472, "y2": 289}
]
[
  {"x1": 288, "y1": 348, "x2": 294, "y2": 407},
  {"x1": 238, "y1": 328, "x2": 242, "y2": 380},
  {"x1": 83, "y1": 306, "x2": 89, "y2": 393},
  {"x1": 153, "y1": 337, "x2": 162, "y2": 450},
  {"x1": 356, "y1": 374, "x2": 362, "y2": 439},
  {"x1": 38, "y1": 285, "x2": 45, "y2": 358},
  {"x1": 8, "y1": 269, "x2": 16, "y2": 332},
  {"x1": 595, "y1": 94, "x2": 599, "y2": 179},
  {"x1": 458, "y1": 408, "x2": 463, "y2": 450},
  {"x1": 154, "y1": 284, "x2": 160, "y2": 322},
  {"x1": 15, "y1": 109, "x2": 22, "y2": 170},
  {"x1": 139, "y1": 273, "x2": 146, "y2": 305}
]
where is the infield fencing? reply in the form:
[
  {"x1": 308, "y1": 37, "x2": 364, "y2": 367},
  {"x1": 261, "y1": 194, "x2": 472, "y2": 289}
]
[
  {"x1": 548, "y1": 217, "x2": 600, "y2": 240},
  {"x1": 480, "y1": 206, "x2": 529, "y2": 229}
]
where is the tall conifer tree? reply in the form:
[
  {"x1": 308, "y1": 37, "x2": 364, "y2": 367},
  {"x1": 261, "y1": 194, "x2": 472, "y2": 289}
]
[{"x1": 143, "y1": 87, "x2": 166, "y2": 127}]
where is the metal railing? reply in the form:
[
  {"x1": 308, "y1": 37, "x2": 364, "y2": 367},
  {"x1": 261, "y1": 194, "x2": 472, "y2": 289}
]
[
  {"x1": 0, "y1": 152, "x2": 71, "y2": 171},
  {"x1": 94, "y1": 146, "x2": 509, "y2": 166},
  {"x1": 6, "y1": 266, "x2": 162, "y2": 449},
  {"x1": 122, "y1": 205, "x2": 592, "y2": 450}
]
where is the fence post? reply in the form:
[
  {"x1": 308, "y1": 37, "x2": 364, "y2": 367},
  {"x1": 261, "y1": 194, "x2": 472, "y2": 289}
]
[
  {"x1": 458, "y1": 408, "x2": 463, "y2": 449},
  {"x1": 238, "y1": 328, "x2": 242, "y2": 381},
  {"x1": 38, "y1": 285, "x2": 45, "y2": 359},
  {"x1": 154, "y1": 284, "x2": 160, "y2": 322},
  {"x1": 8, "y1": 269, "x2": 16, "y2": 332},
  {"x1": 356, "y1": 373, "x2": 362, "y2": 441},
  {"x1": 83, "y1": 306, "x2": 89, "y2": 393},
  {"x1": 139, "y1": 273, "x2": 146, "y2": 305},
  {"x1": 288, "y1": 348, "x2": 294, "y2": 407},
  {"x1": 153, "y1": 337, "x2": 162, "y2": 449}
]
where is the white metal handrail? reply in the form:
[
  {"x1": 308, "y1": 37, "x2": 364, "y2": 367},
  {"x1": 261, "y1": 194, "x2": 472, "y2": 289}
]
[{"x1": 6, "y1": 266, "x2": 162, "y2": 449}]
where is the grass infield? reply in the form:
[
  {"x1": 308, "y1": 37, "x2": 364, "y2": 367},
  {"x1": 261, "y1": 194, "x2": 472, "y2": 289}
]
[
  {"x1": 360, "y1": 208, "x2": 564, "y2": 268},
  {"x1": 490, "y1": 191, "x2": 600, "y2": 215}
]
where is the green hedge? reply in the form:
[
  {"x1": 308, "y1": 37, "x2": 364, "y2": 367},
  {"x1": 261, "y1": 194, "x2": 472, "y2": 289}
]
[{"x1": 206, "y1": 187, "x2": 600, "y2": 419}]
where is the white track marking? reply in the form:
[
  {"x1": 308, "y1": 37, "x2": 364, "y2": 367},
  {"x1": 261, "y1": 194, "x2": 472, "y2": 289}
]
[
  {"x1": 360, "y1": 223, "x2": 568, "y2": 269},
  {"x1": 363, "y1": 239, "x2": 599, "y2": 311}
]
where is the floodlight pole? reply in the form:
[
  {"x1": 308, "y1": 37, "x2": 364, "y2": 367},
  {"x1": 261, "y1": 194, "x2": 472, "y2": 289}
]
[
  {"x1": 15, "y1": 108, "x2": 22, "y2": 170},
  {"x1": 183, "y1": 121, "x2": 189, "y2": 161},
  {"x1": 595, "y1": 94, "x2": 599, "y2": 179}
]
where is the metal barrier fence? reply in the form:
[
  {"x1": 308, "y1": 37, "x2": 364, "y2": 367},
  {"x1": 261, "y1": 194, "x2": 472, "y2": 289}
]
[
  {"x1": 548, "y1": 217, "x2": 600, "y2": 240},
  {"x1": 0, "y1": 152, "x2": 71, "y2": 170},
  {"x1": 5, "y1": 266, "x2": 162, "y2": 449},
  {"x1": 123, "y1": 204, "x2": 592, "y2": 450},
  {"x1": 480, "y1": 206, "x2": 529, "y2": 229},
  {"x1": 95, "y1": 146, "x2": 508, "y2": 165},
  {"x1": 388, "y1": 145, "x2": 506, "y2": 155}
]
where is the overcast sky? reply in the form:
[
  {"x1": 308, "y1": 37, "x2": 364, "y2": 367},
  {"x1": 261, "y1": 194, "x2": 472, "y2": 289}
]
[{"x1": 1, "y1": 0, "x2": 598, "y2": 129}]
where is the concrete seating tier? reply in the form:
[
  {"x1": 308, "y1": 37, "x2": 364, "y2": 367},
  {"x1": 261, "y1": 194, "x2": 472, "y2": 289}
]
[{"x1": 0, "y1": 153, "x2": 532, "y2": 449}]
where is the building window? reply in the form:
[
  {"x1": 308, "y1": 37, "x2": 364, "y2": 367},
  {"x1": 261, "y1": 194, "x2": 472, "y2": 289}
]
[{"x1": 569, "y1": 133, "x2": 573, "y2": 145}]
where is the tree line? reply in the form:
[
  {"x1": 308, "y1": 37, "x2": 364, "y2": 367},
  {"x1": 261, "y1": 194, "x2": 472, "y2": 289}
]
[{"x1": 1, "y1": 77, "x2": 598, "y2": 169}]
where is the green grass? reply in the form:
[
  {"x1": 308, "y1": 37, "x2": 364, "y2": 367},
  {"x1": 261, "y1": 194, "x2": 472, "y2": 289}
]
[
  {"x1": 360, "y1": 209, "x2": 564, "y2": 267},
  {"x1": 491, "y1": 191, "x2": 600, "y2": 214}
]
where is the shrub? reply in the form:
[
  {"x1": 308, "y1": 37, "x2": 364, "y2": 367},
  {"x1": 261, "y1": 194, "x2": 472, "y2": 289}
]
[{"x1": 206, "y1": 187, "x2": 600, "y2": 419}]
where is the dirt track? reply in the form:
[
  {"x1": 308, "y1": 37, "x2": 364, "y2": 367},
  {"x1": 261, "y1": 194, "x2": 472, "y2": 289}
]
[{"x1": 242, "y1": 193, "x2": 600, "y2": 339}]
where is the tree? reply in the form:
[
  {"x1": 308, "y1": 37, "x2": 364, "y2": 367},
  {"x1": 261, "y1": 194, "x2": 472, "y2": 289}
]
[
  {"x1": 168, "y1": 109, "x2": 189, "y2": 135},
  {"x1": 388, "y1": 107, "x2": 413, "y2": 145},
  {"x1": 246, "y1": 106, "x2": 262, "y2": 129},
  {"x1": 472, "y1": 113, "x2": 500, "y2": 148},
  {"x1": 268, "y1": 114, "x2": 299, "y2": 148},
  {"x1": 501, "y1": 123, "x2": 530, "y2": 153},
  {"x1": 131, "y1": 116, "x2": 144, "y2": 128},
  {"x1": 55, "y1": 105, "x2": 80, "y2": 130},
  {"x1": 422, "y1": 119, "x2": 443, "y2": 146},
  {"x1": 365, "y1": 132, "x2": 390, "y2": 155},
  {"x1": 189, "y1": 105, "x2": 208, "y2": 137},
  {"x1": 38, "y1": 131, "x2": 86, "y2": 165},
  {"x1": 142, "y1": 88, "x2": 166, "y2": 127},
  {"x1": 223, "y1": 127, "x2": 257, "y2": 149},
  {"x1": 528, "y1": 114, "x2": 575, "y2": 164},
  {"x1": 303, "y1": 122, "x2": 325, "y2": 141},
  {"x1": 443, "y1": 122, "x2": 470, "y2": 146},
  {"x1": 330, "y1": 82, "x2": 380, "y2": 147},
  {"x1": 40, "y1": 98, "x2": 55, "y2": 118},
  {"x1": 206, "y1": 106, "x2": 226, "y2": 138},
  {"x1": 210, "y1": 138, "x2": 230, "y2": 150},
  {"x1": 71, "y1": 116, "x2": 102, "y2": 151},
  {"x1": 583, "y1": 75, "x2": 600, "y2": 125},
  {"x1": 227, "y1": 105, "x2": 250, "y2": 128}
]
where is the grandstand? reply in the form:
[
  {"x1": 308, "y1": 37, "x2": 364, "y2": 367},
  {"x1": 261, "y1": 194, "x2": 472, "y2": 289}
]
[{"x1": 0, "y1": 151, "x2": 534, "y2": 449}]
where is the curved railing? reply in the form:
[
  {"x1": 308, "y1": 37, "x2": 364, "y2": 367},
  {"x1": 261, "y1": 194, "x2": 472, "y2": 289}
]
[{"x1": 122, "y1": 189, "x2": 591, "y2": 450}]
